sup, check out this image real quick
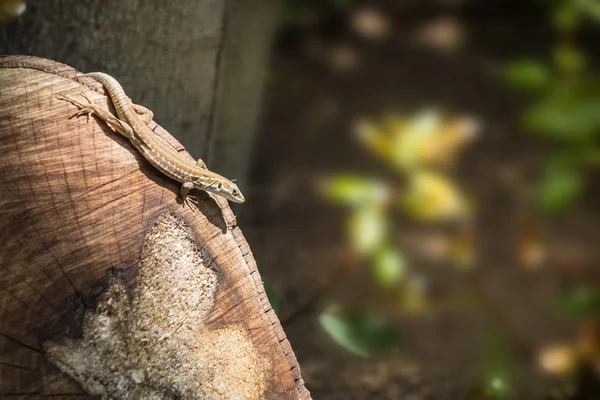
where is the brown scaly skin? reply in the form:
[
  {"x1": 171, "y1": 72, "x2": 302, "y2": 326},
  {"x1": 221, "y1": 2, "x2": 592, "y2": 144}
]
[{"x1": 57, "y1": 72, "x2": 245, "y2": 205}]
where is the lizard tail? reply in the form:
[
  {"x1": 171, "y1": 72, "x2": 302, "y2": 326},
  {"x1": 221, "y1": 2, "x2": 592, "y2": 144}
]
[{"x1": 86, "y1": 72, "x2": 132, "y2": 119}]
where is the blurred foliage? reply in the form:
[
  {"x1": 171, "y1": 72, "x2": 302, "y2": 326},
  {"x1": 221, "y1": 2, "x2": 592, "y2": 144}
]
[
  {"x1": 505, "y1": 0, "x2": 600, "y2": 213},
  {"x1": 292, "y1": 0, "x2": 600, "y2": 393},
  {"x1": 0, "y1": 0, "x2": 25, "y2": 24},
  {"x1": 323, "y1": 175, "x2": 390, "y2": 207},
  {"x1": 479, "y1": 332, "x2": 515, "y2": 400},
  {"x1": 324, "y1": 109, "x2": 477, "y2": 268},
  {"x1": 403, "y1": 169, "x2": 469, "y2": 221},
  {"x1": 318, "y1": 308, "x2": 399, "y2": 357},
  {"x1": 538, "y1": 158, "x2": 582, "y2": 212},
  {"x1": 356, "y1": 111, "x2": 478, "y2": 171},
  {"x1": 321, "y1": 109, "x2": 477, "y2": 355},
  {"x1": 505, "y1": 60, "x2": 554, "y2": 92},
  {"x1": 503, "y1": 2, "x2": 600, "y2": 392},
  {"x1": 465, "y1": 333, "x2": 516, "y2": 399},
  {"x1": 370, "y1": 245, "x2": 406, "y2": 289},
  {"x1": 559, "y1": 286, "x2": 600, "y2": 319},
  {"x1": 525, "y1": 80, "x2": 600, "y2": 139},
  {"x1": 575, "y1": 0, "x2": 600, "y2": 22},
  {"x1": 347, "y1": 205, "x2": 387, "y2": 255}
]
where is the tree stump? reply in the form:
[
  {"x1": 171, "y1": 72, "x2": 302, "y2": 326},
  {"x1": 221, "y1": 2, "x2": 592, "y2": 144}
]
[{"x1": 0, "y1": 56, "x2": 310, "y2": 399}]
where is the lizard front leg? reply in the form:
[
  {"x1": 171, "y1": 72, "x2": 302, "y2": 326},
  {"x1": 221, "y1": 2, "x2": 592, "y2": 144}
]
[
  {"x1": 57, "y1": 93, "x2": 135, "y2": 140},
  {"x1": 180, "y1": 181, "x2": 196, "y2": 209}
]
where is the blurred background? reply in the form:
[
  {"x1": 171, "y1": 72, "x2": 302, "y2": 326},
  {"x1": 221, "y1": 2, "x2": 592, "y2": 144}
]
[
  {"x1": 4, "y1": 0, "x2": 600, "y2": 398},
  {"x1": 247, "y1": 1, "x2": 600, "y2": 399}
]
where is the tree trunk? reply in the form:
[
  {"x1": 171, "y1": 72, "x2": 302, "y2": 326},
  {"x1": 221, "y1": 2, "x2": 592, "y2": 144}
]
[{"x1": 0, "y1": 56, "x2": 310, "y2": 399}]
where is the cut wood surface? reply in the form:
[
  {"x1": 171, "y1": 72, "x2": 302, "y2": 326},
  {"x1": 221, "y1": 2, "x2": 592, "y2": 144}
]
[{"x1": 0, "y1": 56, "x2": 310, "y2": 399}]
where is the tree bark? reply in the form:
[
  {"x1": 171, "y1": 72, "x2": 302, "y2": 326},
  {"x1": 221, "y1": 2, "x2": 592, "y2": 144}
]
[{"x1": 0, "y1": 56, "x2": 310, "y2": 399}]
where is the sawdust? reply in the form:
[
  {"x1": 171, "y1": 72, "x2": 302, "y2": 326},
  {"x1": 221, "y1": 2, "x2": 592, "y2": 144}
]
[{"x1": 44, "y1": 211, "x2": 270, "y2": 399}]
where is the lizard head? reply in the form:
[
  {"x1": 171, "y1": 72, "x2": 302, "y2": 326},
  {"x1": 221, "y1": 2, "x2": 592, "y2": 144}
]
[{"x1": 199, "y1": 177, "x2": 245, "y2": 203}]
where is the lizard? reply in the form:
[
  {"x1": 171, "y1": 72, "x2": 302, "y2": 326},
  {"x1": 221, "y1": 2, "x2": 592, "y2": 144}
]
[{"x1": 56, "y1": 72, "x2": 245, "y2": 205}]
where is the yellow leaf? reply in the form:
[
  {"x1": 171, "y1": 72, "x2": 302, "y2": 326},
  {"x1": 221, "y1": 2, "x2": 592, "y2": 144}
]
[
  {"x1": 355, "y1": 119, "x2": 396, "y2": 163},
  {"x1": 402, "y1": 170, "x2": 469, "y2": 221},
  {"x1": 347, "y1": 207, "x2": 387, "y2": 255},
  {"x1": 0, "y1": 0, "x2": 26, "y2": 24},
  {"x1": 356, "y1": 111, "x2": 478, "y2": 171},
  {"x1": 370, "y1": 246, "x2": 407, "y2": 288},
  {"x1": 321, "y1": 175, "x2": 391, "y2": 207}
]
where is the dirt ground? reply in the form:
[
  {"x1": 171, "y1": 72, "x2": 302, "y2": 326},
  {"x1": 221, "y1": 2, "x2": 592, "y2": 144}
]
[{"x1": 243, "y1": 2, "x2": 600, "y2": 399}]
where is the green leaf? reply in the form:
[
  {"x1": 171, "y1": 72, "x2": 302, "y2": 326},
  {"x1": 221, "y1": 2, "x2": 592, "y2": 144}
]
[
  {"x1": 480, "y1": 332, "x2": 514, "y2": 400},
  {"x1": 319, "y1": 309, "x2": 399, "y2": 357},
  {"x1": 323, "y1": 175, "x2": 390, "y2": 207},
  {"x1": 538, "y1": 160, "x2": 582, "y2": 213},
  {"x1": 551, "y1": 1, "x2": 581, "y2": 32},
  {"x1": 563, "y1": 142, "x2": 600, "y2": 165},
  {"x1": 370, "y1": 246, "x2": 407, "y2": 288},
  {"x1": 553, "y1": 45, "x2": 585, "y2": 75},
  {"x1": 525, "y1": 80, "x2": 600, "y2": 139},
  {"x1": 559, "y1": 286, "x2": 600, "y2": 318},
  {"x1": 505, "y1": 60, "x2": 553, "y2": 92},
  {"x1": 263, "y1": 281, "x2": 279, "y2": 312},
  {"x1": 347, "y1": 207, "x2": 387, "y2": 255},
  {"x1": 574, "y1": 0, "x2": 600, "y2": 23}
]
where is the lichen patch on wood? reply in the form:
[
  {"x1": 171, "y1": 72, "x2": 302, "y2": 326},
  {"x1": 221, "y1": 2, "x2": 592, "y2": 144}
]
[{"x1": 44, "y1": 212, "x2": 270, "y2": 399}]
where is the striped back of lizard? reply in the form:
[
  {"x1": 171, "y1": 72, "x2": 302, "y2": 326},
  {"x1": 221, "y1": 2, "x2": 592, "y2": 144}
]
[{"x1": 86, "y1": 72, "x2": 230, "y2": 189}]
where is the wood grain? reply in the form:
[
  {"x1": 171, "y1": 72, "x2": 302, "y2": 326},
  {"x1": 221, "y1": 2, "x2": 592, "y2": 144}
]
[{"x1": 0, "y1": 56, "x2": 310, "y2": 399}]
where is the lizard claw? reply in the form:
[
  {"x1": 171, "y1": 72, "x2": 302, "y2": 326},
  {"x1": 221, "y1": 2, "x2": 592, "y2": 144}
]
[
  {"x1": 73, "y1": 108, "x2": 94, "y2": 121},
  {"x1": 181, "y1": 195, "x2": 199, "y2": 211},
  {"x1": 179, "y1": 182, "x2": 197, "y2": 211}
]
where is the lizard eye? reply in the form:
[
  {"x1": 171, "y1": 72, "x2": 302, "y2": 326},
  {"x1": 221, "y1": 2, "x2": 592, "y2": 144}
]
[{"x1": 233, "y1": 189, "x2": 238, "y2": 195}]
